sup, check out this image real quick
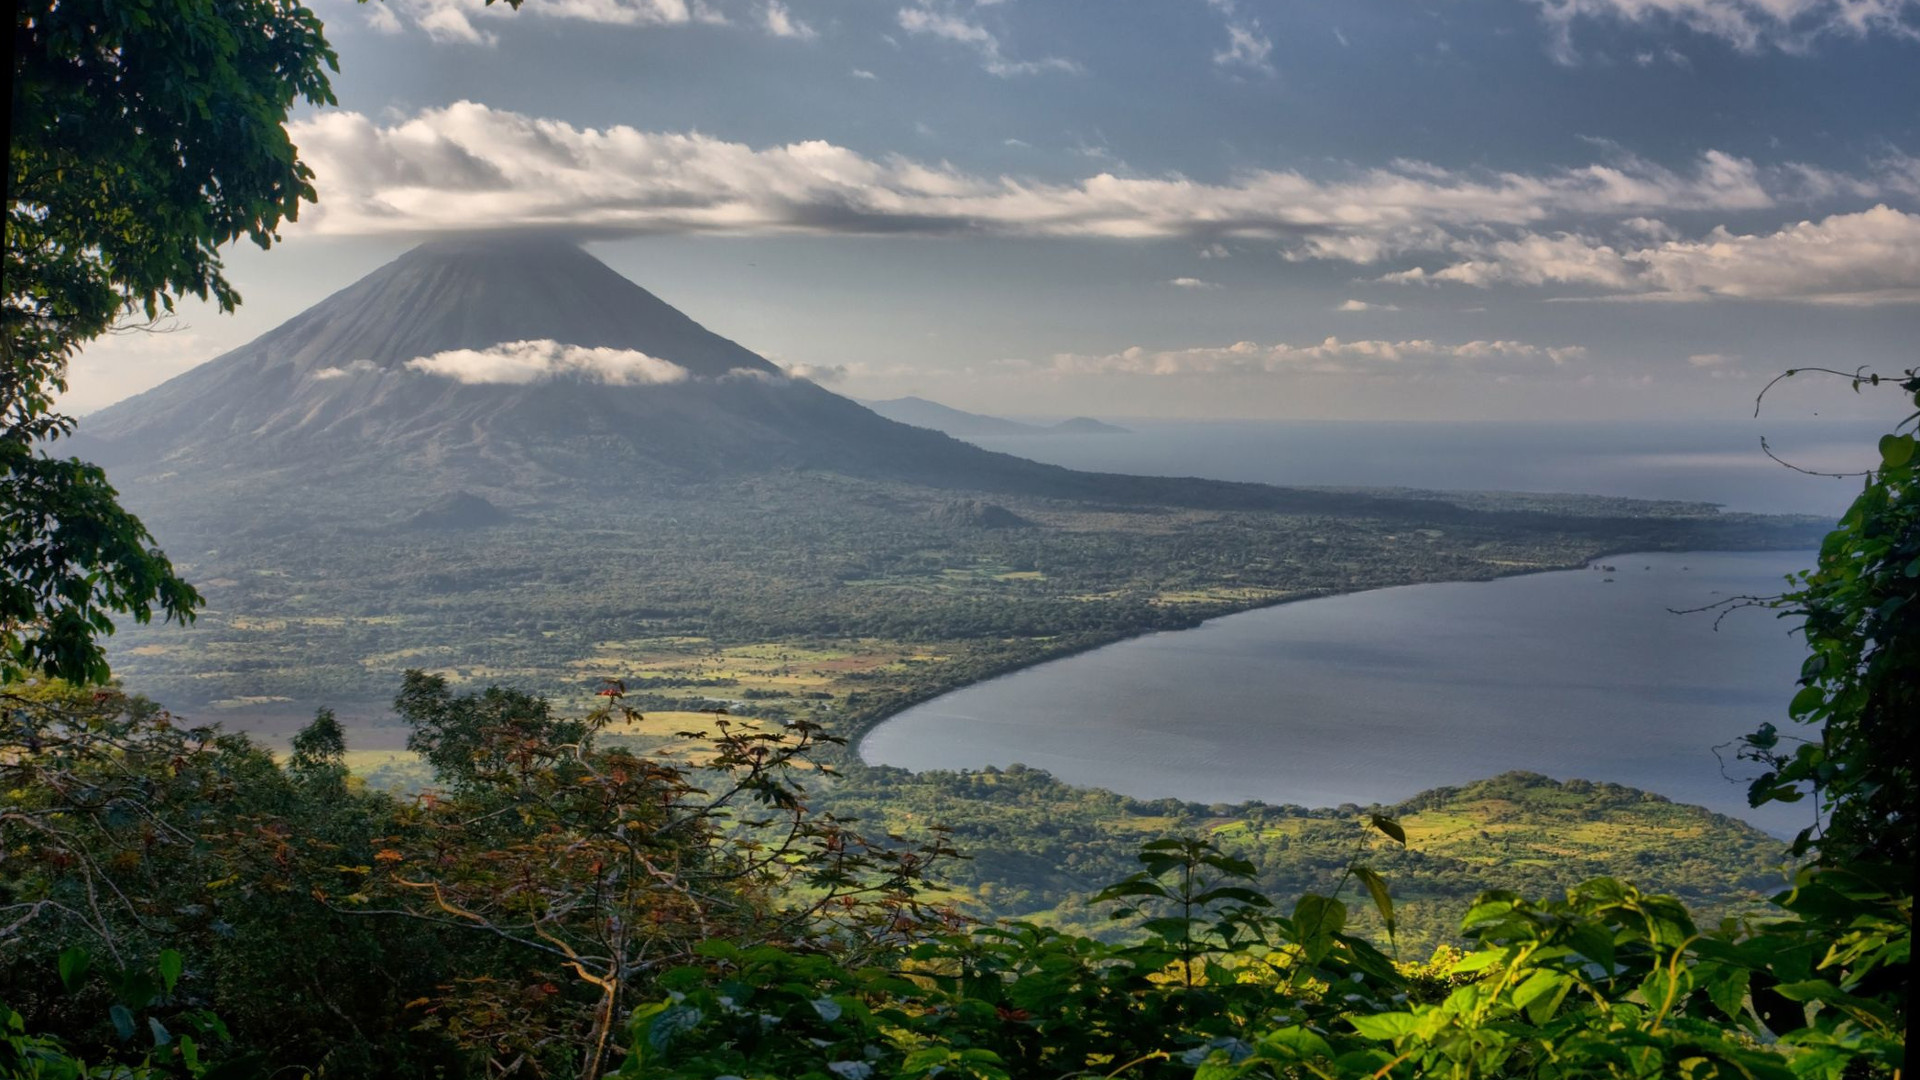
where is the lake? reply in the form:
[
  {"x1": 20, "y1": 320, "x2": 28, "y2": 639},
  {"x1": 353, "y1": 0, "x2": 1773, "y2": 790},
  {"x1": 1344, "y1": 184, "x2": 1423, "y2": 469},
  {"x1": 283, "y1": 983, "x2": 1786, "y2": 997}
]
[{"x1": 861, "y1": 549, "x2": 1817, "y2": 836}]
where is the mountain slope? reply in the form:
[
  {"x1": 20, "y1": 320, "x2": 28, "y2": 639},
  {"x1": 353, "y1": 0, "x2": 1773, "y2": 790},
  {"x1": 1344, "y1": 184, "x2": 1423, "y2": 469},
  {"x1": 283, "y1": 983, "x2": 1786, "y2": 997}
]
[
  {"x1": 864, "y1": 397, "x2": 1129, "y2": 437},
  {"x1": 863, "y1": 396, "x2": 1042, "y2": 436}
]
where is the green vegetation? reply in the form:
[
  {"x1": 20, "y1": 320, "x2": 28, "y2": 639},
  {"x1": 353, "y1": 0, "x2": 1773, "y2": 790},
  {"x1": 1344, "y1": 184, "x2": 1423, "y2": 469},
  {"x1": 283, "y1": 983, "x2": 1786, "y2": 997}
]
[
  {"x1": 0, "y1": 665, "x2": 1905, "y2": 1078},
  {"x1": 1738, "y1": 368, "x2": 1919, "y2": 866},
  {"x1": 105, "y1": 468, "x2": 1818, "y2": 724},
  {"x1": 815, "y1": 766, "x2": 1789, "y2": 953}
]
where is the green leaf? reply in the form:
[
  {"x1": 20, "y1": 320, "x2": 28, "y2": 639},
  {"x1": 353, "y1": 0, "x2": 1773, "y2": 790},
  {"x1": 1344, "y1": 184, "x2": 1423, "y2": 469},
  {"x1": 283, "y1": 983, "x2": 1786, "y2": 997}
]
[
  {"x1": 1348, "y1": 1012, "x2": 1419, "y2": 1040},
  {"x1": 1292, "y1": 894, "x2": 1347, "y2": 937},
  {"x1": 1788, "y1": 685, "x2": 1825, "y2": 718},
  {"x1": 110, "y1": 1004, "x2": 137, "y2": 1041},
  {"x1": 901, "y1": 1048, "x2": 951, "y2": 1073},
  {"x1": 58, "y1": 947, "x2": 91, "y2": 993},
  {"x1": 1368, "y1": 814, "x2": 1406, "y2": 845},
  {"x1": 157, "y1": 949, "x2": 184, "y2": 995},
  {"x1": 1449, "y1": 948, "x2": 1504, "y2": 975},
  {"x1": 1352, "y1": 866, "x2": 1396, "y2": 940},
  {"x1": 1878, "y1": 432, "x2": 1914, "y2": 468},
  {"x1": 1510, "y1": 969, "x2": 1570, "y2": 1023},
  {"x1": 647, "y1": 1004, "x2": 703, "y2": 1052},
  {"x1": 1703, "y1": 965, "x2": 1750, "y2": 1019},
  {"x1": 1255, "y1": 1026, "x2": 1333, "y2": 1061},
  {"x1": 1191, "y1": 885, "x2": 1272, "y2": 908}
]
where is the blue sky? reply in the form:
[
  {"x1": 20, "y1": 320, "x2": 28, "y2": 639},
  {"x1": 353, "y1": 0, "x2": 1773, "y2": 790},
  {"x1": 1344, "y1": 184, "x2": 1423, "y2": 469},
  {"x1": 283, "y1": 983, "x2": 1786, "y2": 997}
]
[{"x1": 66, "y1": 0, "x2": 1920, "y2": 422}]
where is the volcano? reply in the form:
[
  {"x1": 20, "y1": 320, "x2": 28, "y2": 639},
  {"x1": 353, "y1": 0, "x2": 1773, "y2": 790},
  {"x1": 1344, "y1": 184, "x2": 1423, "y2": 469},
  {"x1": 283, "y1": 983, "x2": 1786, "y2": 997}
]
[{"x1": 74, "y1": 235, "x2": 1454, "y2": 515}]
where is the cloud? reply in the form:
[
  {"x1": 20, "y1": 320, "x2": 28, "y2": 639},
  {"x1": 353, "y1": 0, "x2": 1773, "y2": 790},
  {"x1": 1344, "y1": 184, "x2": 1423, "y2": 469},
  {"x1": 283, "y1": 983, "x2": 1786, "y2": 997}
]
[
  {"x1": 1169, "y1": 277, "x2": 1221, "y2": 289},
  {"x1": 285, "y1": 104, "x2": 1917, "y2": 306},
  {"x1": 1205, "y1": 0, "x2": 1274, "y2": 72},
  {"x1": 1527, "y1": 0, "x2": 1920, "y2": 58},
  {"x1": 775, "y1": 361, "x2": 847, "y2": 382},
  {"x1": 312, "y1": 359, "x2": 380, "y2": 380},
  {"x1": 1336, "y1": 299, "x2": 1400, "y2": 311},
  {"x1": 851, "y1": 68, "x2": 879, "y2": 79},
  {"x1": 763, "y1": 0, "x2": 815, "y2": 39},
  {"x1": 895, "y1": 3, "x2": 1081, "y2": 75},
  {"x1": 366, "y1": 0, "x2": 752, "y2": 43},
  {"x1": 289, "y1": 103, "x2": 1843, "y2": 249},
  {"x1": 405, "y1": 339, "x2": 691, "y2": 385},
  {"x1": 1214, "y1": 23, "x2": 1274, "y2": 72},
  {"x1": 1383, "y1": 205, "x2": 1920, "y2": 305},
  {"x1": 1685, "y1": 353, "x2": 1749, "y2": 379},
  {"x1": 1013, "y1": 337, "x2": 1587, "y2": 379}
]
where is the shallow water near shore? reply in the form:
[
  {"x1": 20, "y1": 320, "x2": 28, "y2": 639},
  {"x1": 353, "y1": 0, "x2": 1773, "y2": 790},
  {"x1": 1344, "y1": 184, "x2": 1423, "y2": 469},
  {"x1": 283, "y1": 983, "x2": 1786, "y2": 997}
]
[{"x1": 861, "y1": 550, "x2": 1817, "y2": 836}]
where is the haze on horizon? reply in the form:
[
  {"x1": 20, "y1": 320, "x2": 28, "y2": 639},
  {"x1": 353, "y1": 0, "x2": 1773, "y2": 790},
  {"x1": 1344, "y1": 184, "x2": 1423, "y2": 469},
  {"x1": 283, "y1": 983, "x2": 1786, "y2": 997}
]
[{"x1": 62, "y1": 0, "x2": 1920, "y2": 426}]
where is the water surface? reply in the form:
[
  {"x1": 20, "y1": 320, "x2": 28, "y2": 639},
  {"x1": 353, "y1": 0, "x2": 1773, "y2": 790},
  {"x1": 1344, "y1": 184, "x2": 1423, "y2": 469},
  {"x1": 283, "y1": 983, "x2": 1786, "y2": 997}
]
[
  {"x1": 971, "y1": 419, "x2": 1880, "y2": 517},
  {"x1": 862, "y1": 550, "x2": 1814, "y2": 836}
]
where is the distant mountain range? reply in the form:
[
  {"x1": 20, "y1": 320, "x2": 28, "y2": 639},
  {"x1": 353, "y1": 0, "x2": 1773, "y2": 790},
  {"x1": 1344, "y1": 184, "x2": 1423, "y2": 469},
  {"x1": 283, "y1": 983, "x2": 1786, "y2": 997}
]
[{"x1": 861, "y1": 397, "x2": 1129, "y2": 438}]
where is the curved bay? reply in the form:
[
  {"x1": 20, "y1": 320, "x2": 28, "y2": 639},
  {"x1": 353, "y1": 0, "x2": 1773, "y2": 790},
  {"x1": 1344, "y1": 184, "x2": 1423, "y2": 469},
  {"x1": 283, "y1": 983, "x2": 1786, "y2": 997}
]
[{"x1": 861, "y1": 550, "x2": 1816, "y2": 836}]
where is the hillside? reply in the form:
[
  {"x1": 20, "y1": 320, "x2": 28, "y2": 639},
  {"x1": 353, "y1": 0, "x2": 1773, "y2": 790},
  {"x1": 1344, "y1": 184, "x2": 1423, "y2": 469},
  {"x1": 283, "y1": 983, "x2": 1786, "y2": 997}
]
[{"x1": 819, "y1": 766, "x2": 1787, "y2": 951}]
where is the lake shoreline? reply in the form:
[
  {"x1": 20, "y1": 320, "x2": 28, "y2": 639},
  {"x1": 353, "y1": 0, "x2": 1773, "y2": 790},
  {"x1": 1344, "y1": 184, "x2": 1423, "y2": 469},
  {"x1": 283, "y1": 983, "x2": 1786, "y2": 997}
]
[
  {"x1": 854, "y1": 547, "x2": 1817, "y2": 835},
  {"x1": 844, "y1": 539, "x2": 1808, "y2": 750}
]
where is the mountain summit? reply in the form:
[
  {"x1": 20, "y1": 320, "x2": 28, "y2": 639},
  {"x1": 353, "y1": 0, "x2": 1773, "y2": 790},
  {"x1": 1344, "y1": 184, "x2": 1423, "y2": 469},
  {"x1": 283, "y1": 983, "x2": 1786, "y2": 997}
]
[{"x1": 76, "y1": 235, "x2": 815, "y2": 475}]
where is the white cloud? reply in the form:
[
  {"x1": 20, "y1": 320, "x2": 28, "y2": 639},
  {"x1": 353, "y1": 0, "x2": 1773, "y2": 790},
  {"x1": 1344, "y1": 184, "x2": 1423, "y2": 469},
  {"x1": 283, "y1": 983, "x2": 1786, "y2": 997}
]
[
  {"x1": 288, "y1": 103, "x2": 1839, "y2": 249},
  {"x1": 312, "y1": 359, "x2": 380, "y2": 380},
  {"x1": 775, "y1": 361, "x2": 847, "y2": 382},
  {"x1": 851, "y1": 68, "x2": 879, "y2": 79},
  {"x1": 365, "y1": 0, "x2": 772, "y2": 42},
  {"x1": 1528, "y1": 0, "x2": 1920, "y2": 57},
  {"x1": 1686, "y1": 353, "x2": 1749, "y2": 379},
  {"x1": 1214, "y1": 23, "x2": 1274, "y2": 72},
  {"x1": 1336, "y1": 299, "x2": 1400, "y2": 311},
  {"x1": 365, "y1": 3, "x2": 404, "y2": 33},
  {"x1": 895, "y1": 3, "x2": 1081, "y2": 76},
  {"x1": 405, "y1": 339, "x2": 691, "y2": 385},
  {"x1": 284, "y1": 104, "x2": 1917, "y2": 307},
  {"x1": 1384, "y1": 205, "x2": 1920, "y2": 305},
  {"x1": 1169, "y1": 277, "x2": 1221, "y2": 289},
  {"x1": 1015, "y1": 337, "x2": 1587, "y2": 379},
  {"x1": 763, "y1": 0, "x2": 815, "y2": 39}
]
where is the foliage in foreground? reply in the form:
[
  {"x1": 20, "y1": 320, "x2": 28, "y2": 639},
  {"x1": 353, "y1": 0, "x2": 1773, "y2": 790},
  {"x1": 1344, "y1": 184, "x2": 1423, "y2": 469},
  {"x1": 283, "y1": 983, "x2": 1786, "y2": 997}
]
[
  {"x1": 1741, "y1": 368, "x2": 1919, "y2": 868},
  {"x1": 0, "y1": 677, "x2": 955, "y2": 1077},
  {"x1": 629, "y1": 839, "x2": 1906, "y2": 1080},
  {"x1": 7, "y1": 0, "x2": 340, "y2": 684},
  {"x1": 0, "y1": 676, "x2": 1908, "y2": 1079}
]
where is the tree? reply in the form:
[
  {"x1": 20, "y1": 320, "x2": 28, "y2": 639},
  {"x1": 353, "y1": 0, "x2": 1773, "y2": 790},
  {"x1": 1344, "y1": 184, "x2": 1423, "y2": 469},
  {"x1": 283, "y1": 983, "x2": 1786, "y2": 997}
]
[
  {"x1": 5, "y1": 0, "x2": 340, "y2": 682},
  {"x1": 1740, "y1": 366, "x2": 1919, "y2": 867}
]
